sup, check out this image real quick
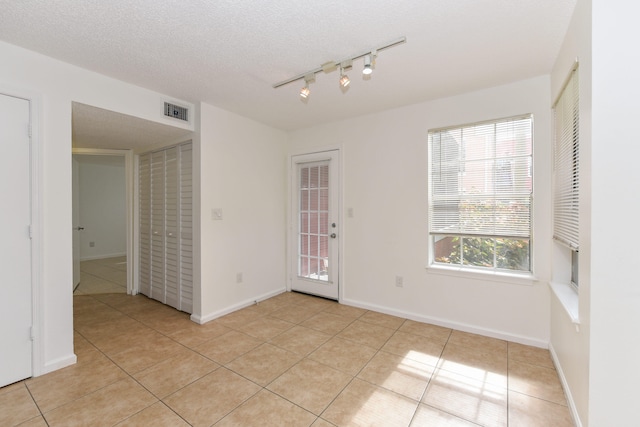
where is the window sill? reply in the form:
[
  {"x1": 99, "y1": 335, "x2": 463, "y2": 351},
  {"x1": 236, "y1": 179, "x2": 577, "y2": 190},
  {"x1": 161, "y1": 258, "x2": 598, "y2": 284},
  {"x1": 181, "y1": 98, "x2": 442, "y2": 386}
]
[
  {"x1": 426, "y1": 264, "x2": 538, "y2": 286},
  {"x1": 549, "y1": 281, "x2": 580, "y2": 326}
]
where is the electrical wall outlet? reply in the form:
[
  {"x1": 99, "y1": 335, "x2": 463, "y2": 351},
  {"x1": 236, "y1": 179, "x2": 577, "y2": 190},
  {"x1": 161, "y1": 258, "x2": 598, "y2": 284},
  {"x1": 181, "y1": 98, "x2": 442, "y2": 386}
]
[
  {"x1": 395, "y1": 276, "x2": 403, "y2": 287},
  {"x1": 236, "y1": 272, "x2": 243, "y2": 284},
  {"x1": 89, "y1": 241, "x2": 95, "y2": 247}
]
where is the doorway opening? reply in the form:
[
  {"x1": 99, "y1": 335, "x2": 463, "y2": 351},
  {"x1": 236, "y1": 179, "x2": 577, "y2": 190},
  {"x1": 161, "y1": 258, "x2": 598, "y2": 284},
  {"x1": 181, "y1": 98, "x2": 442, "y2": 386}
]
[
  {"x1": 72, "y1": 151, "x2": 132, "y2": 295},
  {"x1": 71, "y1": 102, "x2": 194, "y2": 300}
]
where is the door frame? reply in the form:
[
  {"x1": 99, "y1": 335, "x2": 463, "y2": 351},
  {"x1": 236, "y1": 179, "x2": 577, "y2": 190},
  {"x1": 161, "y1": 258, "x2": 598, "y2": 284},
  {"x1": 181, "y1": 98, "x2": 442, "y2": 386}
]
[
  {"x1": 1, "y1": 86, "x2": 42, "y2": 377},
  {"x1": 72, "y1": 148, "x2": 135, "y2": 294},
  {"x1": 287, "y1": 145, "x2": 343, "y2": 301}
]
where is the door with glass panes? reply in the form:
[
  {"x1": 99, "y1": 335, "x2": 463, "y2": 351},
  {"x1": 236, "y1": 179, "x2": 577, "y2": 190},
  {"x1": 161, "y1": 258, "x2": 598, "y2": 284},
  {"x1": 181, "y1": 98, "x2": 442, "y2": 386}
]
[{"x1": 291, "y1": 150, "x2": 340, "y2": 300}]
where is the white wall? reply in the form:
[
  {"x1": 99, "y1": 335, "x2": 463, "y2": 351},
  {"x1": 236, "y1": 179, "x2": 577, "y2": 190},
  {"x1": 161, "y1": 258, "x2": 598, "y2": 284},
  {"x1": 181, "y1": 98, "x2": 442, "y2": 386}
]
[
  {"x1": 550, "y1": 2, "x2": 640, "y2": 425},
  {"x1": 289, "y1": 76, "x2": 553, "y2": 346},
  {"x1": 589, "y1": 0, "x2": 640, "y2": 424},
  {"x1": 549, "y1": 0, "x2": 592, "y2": 425},
  {"x1": 0, "y1": 40, "x2": 194, "y2": 375},
  {"x1": 196, "y1": 102, "x2": 288, "y2": 322},
  {"x1": 77, "y1": 156, "x2": 126, "y2": 260}
]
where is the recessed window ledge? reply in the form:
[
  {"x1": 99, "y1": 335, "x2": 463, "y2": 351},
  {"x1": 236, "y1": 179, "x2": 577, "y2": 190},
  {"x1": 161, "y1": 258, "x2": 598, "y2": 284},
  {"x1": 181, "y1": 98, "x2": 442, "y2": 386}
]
[
  {"x1": 549, "y1": 281, "x2": 580, "y2": 325},
  {"x1": 426, "y1": 264, "x2": 538, "y2": 286}
]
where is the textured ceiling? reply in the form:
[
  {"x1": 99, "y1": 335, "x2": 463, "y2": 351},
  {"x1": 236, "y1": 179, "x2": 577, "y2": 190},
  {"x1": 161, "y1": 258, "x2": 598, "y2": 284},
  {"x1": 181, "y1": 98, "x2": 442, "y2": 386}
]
[
  {"x1": 1, "y1": 0, "x2": 576, "y2": 134},
  {"x1": 72, "y1": 103, "x2": 193, "y2": 150}
]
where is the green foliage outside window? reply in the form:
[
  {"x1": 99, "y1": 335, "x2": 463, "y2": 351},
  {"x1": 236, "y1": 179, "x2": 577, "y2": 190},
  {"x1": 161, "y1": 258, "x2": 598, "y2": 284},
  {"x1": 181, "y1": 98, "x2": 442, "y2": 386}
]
[{"x1": 435, "y1": 236, "x2": 530, "y2": 272}]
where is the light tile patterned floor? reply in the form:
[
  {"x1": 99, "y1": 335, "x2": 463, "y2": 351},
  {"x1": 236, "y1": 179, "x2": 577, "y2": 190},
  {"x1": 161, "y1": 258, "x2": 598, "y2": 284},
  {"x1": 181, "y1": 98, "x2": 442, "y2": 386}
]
[
  {"x1": 73, "y1": 256, "x2": 127, "y2": 295},
  {"x1": 1, "y1": 292, "x2": 575, "y2": 426}
]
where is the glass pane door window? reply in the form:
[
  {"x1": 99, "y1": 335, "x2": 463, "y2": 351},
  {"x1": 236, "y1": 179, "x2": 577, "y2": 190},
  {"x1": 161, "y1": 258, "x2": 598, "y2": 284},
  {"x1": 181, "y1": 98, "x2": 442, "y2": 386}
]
[{"x1": 298, "y1": 162, "x2": 330, "y2": 281}]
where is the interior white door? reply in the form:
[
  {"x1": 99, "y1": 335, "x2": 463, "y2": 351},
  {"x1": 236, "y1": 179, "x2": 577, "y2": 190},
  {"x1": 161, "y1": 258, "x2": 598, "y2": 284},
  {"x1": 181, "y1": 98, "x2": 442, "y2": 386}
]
[
  {"x1": 291, "y1": 150, "x2": 340, "y2": 300},
  {"x1": 0, "y1": 93, "x2": 33, "y2": 386},
  {"x1": 72, "y1": 156, "x2": 81, "y2": 289}
]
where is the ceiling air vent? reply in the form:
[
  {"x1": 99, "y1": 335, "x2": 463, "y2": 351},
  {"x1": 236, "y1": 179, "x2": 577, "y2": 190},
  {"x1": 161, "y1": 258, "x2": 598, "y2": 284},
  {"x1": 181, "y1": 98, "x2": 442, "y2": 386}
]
[{"x1": 164, "y1": 102, "x2": 189, "y2": 122}]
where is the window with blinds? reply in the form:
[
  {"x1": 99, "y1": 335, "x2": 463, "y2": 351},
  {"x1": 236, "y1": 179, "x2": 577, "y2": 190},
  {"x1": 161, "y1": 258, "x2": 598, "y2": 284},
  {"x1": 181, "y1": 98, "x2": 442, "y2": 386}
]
[
  {"x1": 428, "y1": 115, "x2": 533, "y2": 273},
  {"x1": 553, "y1": 67, "x2": 579, "y2": 250},
  {"x1": 553, "y1": 65, "x2": 579, "y2": 286}
]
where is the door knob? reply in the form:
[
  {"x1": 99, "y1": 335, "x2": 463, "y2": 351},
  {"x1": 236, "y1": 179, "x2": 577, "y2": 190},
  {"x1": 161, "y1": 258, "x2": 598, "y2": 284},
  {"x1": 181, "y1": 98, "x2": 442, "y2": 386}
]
[
  {"x1": 330, "y1": 233, "x2": 337, "y2": 238},
  {"x1": 75, "y1": 226, "x2": 85, "y2": 231}
]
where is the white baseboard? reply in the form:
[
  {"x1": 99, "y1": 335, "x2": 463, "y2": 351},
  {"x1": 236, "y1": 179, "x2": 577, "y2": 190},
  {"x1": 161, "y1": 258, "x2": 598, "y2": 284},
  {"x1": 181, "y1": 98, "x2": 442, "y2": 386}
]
[
  {"x1": 190, "y1": 289, "x2": 549, "y2": 348},
  {"x1": 79, "y1": 252, "x2": 127, "y2": 261},
  {"x1": 41, "y1": 353, "x2": 77, "y2": 376},
  {"x1": 341, "y1": 297, "x2": 549, "y2": 348},
  {"x1": 549, "y1": 343, "x2": 582, "y2": 427},
  {"x1": 191, "y1": 288, "x2": 286, "y2": 325}
]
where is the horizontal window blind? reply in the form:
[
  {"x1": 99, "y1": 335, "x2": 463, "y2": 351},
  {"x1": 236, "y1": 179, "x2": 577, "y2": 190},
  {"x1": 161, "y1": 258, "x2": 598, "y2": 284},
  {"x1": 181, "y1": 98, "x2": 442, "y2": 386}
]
[
  {"x1": 553, "y1": 67, "x2": 579, "y2": 250},
  {"x1": 429, "y1": 115, "x2": 533, "y2": 239}
]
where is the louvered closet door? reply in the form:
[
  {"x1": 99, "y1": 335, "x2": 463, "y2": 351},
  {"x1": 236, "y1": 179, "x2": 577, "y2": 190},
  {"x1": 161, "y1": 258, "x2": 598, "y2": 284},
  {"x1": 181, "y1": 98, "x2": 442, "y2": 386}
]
[
  {"x1": 164, "y1": 147, "x2": 179, "y2": 309},
  {"x1": 179, "y1": 143, "x2": 193, "y2": 313},
  {"x1": 150, "y1": 150, "x2": 166, "y2": 303},
  {"x1": 138, "y1": 153, "x2": 152, "y2": 296},
  {"x1": 138, "y1": 142, "x2": 193, "y2": 313}
]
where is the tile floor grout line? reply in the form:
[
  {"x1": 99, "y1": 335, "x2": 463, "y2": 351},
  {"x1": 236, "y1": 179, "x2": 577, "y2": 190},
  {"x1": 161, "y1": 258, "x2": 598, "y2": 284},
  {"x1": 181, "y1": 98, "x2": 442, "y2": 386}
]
[
  {"x1": 76, "y1": 294, "x2": 220, "y2": 426},
  {"x1": 72, "y1": 323, "x2": 166, "y2": 414},
  {"x1": 315, "y1": 318, "x2": 415, "y2": 425},
  {"x1": 203, "y1": 371, "x2": 262, "y2": 426},
  {"x1": 111, "y1": 294, "x2": 320, "y2": 417},
  {"x1": 218, "y1": 305, "x2": 376, "y2": 424},
  {"x1": 508, "y1": 389, "x2": 572, "y2": 408},
  {"x1": 433, "y1": 327, "x2": 509, "y2": 427},
  {"x1": 56, "y1": 291, "x2": 572, "y2": 425},
  {"x1": 22, "y1": 381, "x2": 50, "y2": 426},
  {"x1": 75, "y1": 257, "x2": 128, "y2": 295},
  {"x1": 76, "y1": 294, "x2": 198, "y2": 391},
  {"x1": 122, "y1": 294, "x2": 443, "y2": 405},
  {"x1": 317, "y1": 375, "x2": 358, "y2": 423},
  {"x1": 44, "y1": 324, "x2": 140, "y2": 416},
  {"x1": 228, "y1": 311, "x2": 373, "y2": 411},
  {"x1": 410, "y1": 325, "x2": 469, "y2": 426},
  {"x1": 214, "y1": 386, "x2": 317, "y2": 427}
]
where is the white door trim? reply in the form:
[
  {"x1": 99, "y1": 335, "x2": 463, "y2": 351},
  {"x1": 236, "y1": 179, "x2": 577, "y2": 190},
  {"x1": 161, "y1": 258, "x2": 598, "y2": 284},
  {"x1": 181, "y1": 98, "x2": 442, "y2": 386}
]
[
  {"x1": 287, "y1": 146, "x2": 343, "y2": 302},
  {"x1": 72, "y1": 148, "x2": 135, "y2": 294}
]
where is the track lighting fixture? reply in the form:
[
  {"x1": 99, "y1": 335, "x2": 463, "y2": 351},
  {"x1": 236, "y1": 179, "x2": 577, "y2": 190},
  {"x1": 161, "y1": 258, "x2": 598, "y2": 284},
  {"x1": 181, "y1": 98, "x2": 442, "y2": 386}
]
[
  {"x1": 300, "y1": 74, "x2": 315, "y2": 99},
  {"x1": 272, "y1": 36, "x2": 406, "y2": 98},
  {"x1": 362, "y1": 54, "x2": 373, "y2": 75},
  {"x1": 339, "y1": 68, "x2": 350, "y2": 88}
]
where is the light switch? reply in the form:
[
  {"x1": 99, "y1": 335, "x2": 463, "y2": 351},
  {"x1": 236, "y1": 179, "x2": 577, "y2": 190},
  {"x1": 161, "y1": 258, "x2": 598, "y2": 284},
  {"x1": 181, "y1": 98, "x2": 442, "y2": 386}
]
[{"x1": 212, "y1": 208, "x2": 223, "y2": 220}]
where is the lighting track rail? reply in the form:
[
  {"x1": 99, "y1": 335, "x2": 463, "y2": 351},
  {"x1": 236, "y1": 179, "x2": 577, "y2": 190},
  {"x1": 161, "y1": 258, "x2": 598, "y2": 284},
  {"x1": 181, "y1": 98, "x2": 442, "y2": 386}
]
[{"x1": 272, "y1": 36, "x2": 407, "y2": 90}]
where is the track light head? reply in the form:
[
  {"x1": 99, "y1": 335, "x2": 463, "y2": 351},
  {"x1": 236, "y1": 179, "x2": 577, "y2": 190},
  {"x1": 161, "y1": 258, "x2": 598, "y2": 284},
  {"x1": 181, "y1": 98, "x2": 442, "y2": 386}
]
[
  {"x1": 339, "y1": 67, "x2": 350, "y2": 88},
  {"x1": 300, "y1": 74, "x2": 315, "y2": 99},
  {"x1": 362, "y1": 54, "x2": 373, "y2": 75}
]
